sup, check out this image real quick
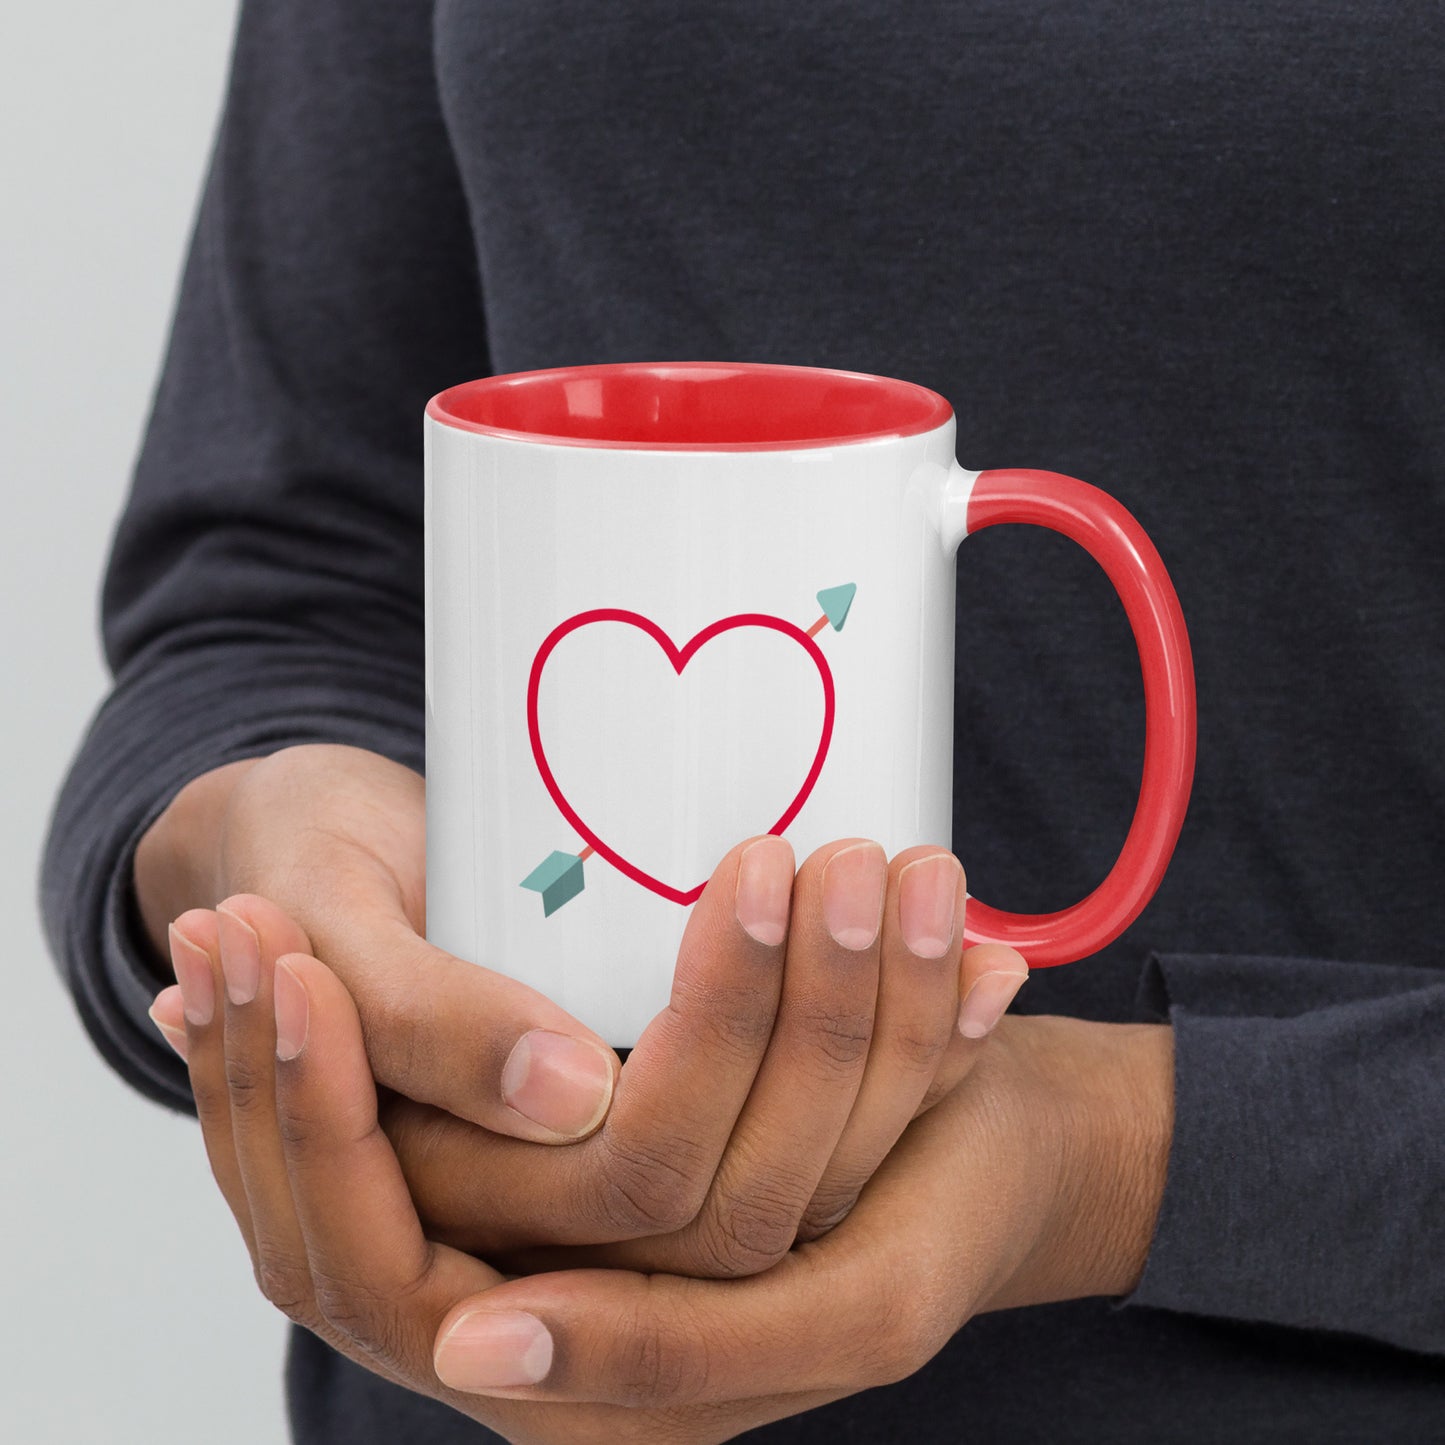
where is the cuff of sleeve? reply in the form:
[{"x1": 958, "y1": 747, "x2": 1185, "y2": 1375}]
[
  {"x1": 1110, "y1": 950, "x2": 1445, "y2": 1354},
  {"x1": 40, "y1": 642, "x2": 425, "y2": 1115}
]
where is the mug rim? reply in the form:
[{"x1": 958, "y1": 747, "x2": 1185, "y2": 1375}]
[{"x1": 426, "y1": 360, "x2": 953, "y2": 452}]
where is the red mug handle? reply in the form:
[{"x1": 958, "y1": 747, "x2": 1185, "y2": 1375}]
[{"x1": 954, "y1": 467, "x2": 1196, "y2": 966}]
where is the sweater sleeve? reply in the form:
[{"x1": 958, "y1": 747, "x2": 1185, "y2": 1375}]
[
  {"x1": 38, "y1": 0, "x2": 486, "y2": 1113},
  {"x1": 1115, "y1": 951, "x2": 1445, "y2": 1357}
]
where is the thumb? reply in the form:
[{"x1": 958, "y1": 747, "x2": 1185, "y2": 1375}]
[
  {"x1": 347, "y1": 914, "x2": 621, "y2": 1144},
  {"x1": 226, "y1": 893, "x2": 619, "y2": 1144}
]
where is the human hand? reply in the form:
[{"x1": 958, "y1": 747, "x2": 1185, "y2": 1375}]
[
  {"x1": 135, "y1": 744, "x2": 620, "y2": 1142},
  {"x1": 146, "y1": 938, "x2": 1169, "y2": 1444},
  {"x1": 152, "y1": 829, "x2": 1028, "y2": 1276},
  {"x1": 379, "y1": 836, "x2": 1028, "y2": 1275}
]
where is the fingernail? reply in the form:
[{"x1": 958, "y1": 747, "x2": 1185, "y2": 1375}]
[
  {"x1": 216, "y1": 906, "x2": 261, "y2": 1005},
  {"x1": 734, "y1": 836, "x2": 793, "y2": 946},
  {"x1": 169, "y1": 924, "x2": 215, "y2": 1026},
  {"x1": 958, "y1": 971, "x2": 1027, "y2": 1038},
  {"x1": 821, "y1": 842, "x2": 887, "y2": 951},
  {"x1": 434, "y1": 1309, "x2": 553, "y2": 1391},
  {"x1": 898, "y1": 854, "x2": 961, "y2": 958},
  {"x1": 148, "y1": 986, "x2": 189, "y2": 1061},
  {"x1": 274, "y1": 960, "x2": 309, "y2": 1061},
  {"x1": 502, "y1": 1030, "x2": 615, "y2": 1138}
]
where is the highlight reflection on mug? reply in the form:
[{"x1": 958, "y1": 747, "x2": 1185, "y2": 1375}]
[{"x1": 520, "y1": 583, "x2": 858, "y2": 916}]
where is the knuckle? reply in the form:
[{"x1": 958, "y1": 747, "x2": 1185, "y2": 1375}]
[
  {"x1": 794, "y1": 1001, "x2": 874, "y2": 1074},
  {"x1": 275, "y1": 1103, "x2": 329, "y2": 1155},
  {"x1": 667, "y1": 979, "x2": 776, "y2": 1059},
  {"x1": 191, "y1": 1076, "x2": 233, "y2": 1136},
  {"x1": 613, "y1": 1306, "x2": 710, "y2": 1408},
  {"x1": 255, "y1": 1255, "x2": 319, "y2": 1328},
  {"x1": 888, "y1": 1015, "x2": 954, "y2": 1075},
  {"x1": 310, "y1": 1264, "x2": 418, "y2": 1362},
  {"x1": 279, "y1": 1105, "x2": 383, "y2": 1160},
  {"x1": 223, "y1": 1052, "x2": 273, "y2": 1115},
  {"x1": 311, "y1": 1278, "x2": 384, "y2": 1351},
  {"x1": 692, "y1": 1188, "x2": 799, "y2": 1277},
  {"x1": 795, "y1": 1188, "x2": 860, "y2": 1243},
  {"x1": 597, "y1": 1132, "x2": 710, "y2": 1235}
]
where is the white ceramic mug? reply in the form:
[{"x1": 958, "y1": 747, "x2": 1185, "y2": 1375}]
[{"x1": 425, "y1": 361, "x2": 1195, "y2": 1046}]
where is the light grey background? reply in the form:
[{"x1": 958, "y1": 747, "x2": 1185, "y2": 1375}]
[{"x1": 0, "y1": 6, "x2": 291, "y2": 1441}]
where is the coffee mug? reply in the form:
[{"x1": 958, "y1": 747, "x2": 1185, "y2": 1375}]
[{"x1": 424, "y1": 361, "x2": 1195, "y2": 1046}]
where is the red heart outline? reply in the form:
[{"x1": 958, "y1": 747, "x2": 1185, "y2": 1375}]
[{"x1": 527, "y1": 608, "x2": 836, "y2": 905}]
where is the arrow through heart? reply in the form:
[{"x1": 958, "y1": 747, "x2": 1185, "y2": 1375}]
[{"x1": 524, "y1": 595, "x2": 851, "y2": 909}]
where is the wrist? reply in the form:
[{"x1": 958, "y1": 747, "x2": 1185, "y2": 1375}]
[
  {"x1": 983, "y1": 1013, "x2": 1174, "y2": 1311},
  {"x1": 133, "y1": 757, "x2": 261, "y2": 964}
]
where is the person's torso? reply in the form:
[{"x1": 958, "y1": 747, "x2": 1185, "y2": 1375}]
[
  {"x1": 433, "y1": 0, "x2": 1445, "y2": 996},
  {"x1": 332, "y1": 5, "x2": 1445, "y2": 1438}
]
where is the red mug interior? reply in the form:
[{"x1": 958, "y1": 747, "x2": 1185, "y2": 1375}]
[{"x1": 426, "y1": 360, "x2": 953, "y2": 450}]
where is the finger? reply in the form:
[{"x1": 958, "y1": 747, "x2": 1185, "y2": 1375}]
[
  {"x1": 214, "y1": 895, "x2": 324, "y2": 1315},
  {"x1": 271, "y1": 950, "x2": 506, "y2": 1383},
  {"x1": 215, "y1": 749, "x2": 620, "y2": 1145},
  {"x1": 955, "y1": 943, "x2": 1031, "y2": 1040},
  {"x1": 147, "y1": 983, "x2": 189, "y2": 1061},
  {"x1": 313, "y1": 903, "x2": 620, "y2": 1146},
  {"x1": 162, "y1": 908, "x2": 424, "y2": 1395},
  {"x1": 429, "y1": 1242, "x2": 923, "y2": 1407},
  {"x1": 165, "y1": 910, "x2": 259, "y2": 1257},
  {"x1": 580, "y1": 834, "x2": 793, "y2": 1236},
  {"x1": 797, "y1": 847, "x2": 965, "y2": 1241},
  {"x1": 388, "y1": 836, "x2": 794, "y2": 1254},
  {"x1": 910, "y1": 943, "x2": 1029, "y2": 1117},
  {"x1": 428, "y1": 1083, "x2": 996, "y2": 1410},
  {"x1": 672, "y1": 839, "x2": 885, "y2": 1276}
]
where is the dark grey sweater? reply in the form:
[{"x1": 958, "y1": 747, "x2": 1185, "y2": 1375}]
[{"x1": 40, "y1": 1, "x2": 1445, "y2": 1440}]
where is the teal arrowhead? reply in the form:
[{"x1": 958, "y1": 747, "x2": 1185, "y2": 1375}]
[
  {"x1": 520, "y1": 850, "x2": 586, "y2": 916},
  {"x1": 816, "y1": 582, "x2": 857, "y2": 631}
]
